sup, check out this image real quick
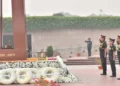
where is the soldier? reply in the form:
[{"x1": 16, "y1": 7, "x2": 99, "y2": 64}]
[
  {"x1": 108, "y1": 38, "x2": 116, "y2": 77},
  {"x1": 116, "y1": 36, "x2": 120, "y2": 80},
  {"x1": 85, "y1": 38, "x2": 92, "y2": 57},
  {"x1": 99, "y1": 35, "x2": 107, "y2": 75}
]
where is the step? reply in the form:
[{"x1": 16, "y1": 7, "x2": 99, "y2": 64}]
[
  {"x1": 64, "y1": 57, "x2": 120, "y2": 65},
  {"x1": 64, "y1": 62, "x2": 95, "y2": 64},
  {"x1": 64, "y1": 61, "x2": 95, "y2": 63},
  {"x1": 64, "y1": 61, "x2": 119, "y2": 63},
  {"x1": 67, "y1": 60, "x2": 95, "y2": 62},
  {"x1": 64, "y1": 62, "x2": 119, "y2": 65},
  {"x1": 65, "y1": 63, "x2": 96, "y2": 65},
  {"x1": 67, "y1": 59, "x2": 94, "y2": 61},
  {"x1": 64, "y1": 62, "x2": 96, "y2": 65},
  {"x1": 64, "y1": 61, "x2": 119, "y2": 65}
]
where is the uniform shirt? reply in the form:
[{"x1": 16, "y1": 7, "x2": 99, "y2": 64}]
[
  {"x1": 99, "y1": 41, "x2": 107, "y2": 52},
  {"x1": 117, "y1": 43, "x2": 120, "y2": 57},
  {"x1": 85, "y1": 40, "x2": 92, "y2": 48},
  {"x1": 109, "y1": 45, "x2": 116, "y2": 56},
  {"x1": 117, "y1": 43, "x2": 120, "y2": 52}
]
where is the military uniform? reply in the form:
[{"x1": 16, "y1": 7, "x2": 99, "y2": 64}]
[
  {"x1": 117, "y1": 36, "x2": 120, "y2": 65},
  {"x1": 117, "y1": 43, "x2": 120, "y2": 64},
  {"x1": 85, "y1": 38, "x2": 92, "y2": 56},
  {"x1": 117, "y1": 36, "x2": 120, "y2": 80},
  {"x1": 99, "y1": 35, "x2": 107, "y2": 75},
  {"x1": 109, "y1": 38, "x2": 116, "y2": 77}
]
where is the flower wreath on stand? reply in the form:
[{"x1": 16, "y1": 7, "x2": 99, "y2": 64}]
[
  {"x1": 33, "y1": 76, "x2": 60, "y2": 86},
  {"x1": 95, "y1": 58, "x2": 102, "y2": 70}
]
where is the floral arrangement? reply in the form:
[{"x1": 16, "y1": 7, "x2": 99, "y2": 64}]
[
  {"x1": 95, "y1": 58, "x2": 102, "y2": 69},
  {"x1": 0, "y1": 61, "x2": 61, "y2": 69},
  {"x1": 95, "y1": 58, "x2": 101, "y2": 65},
  {"x1": 33, "y1": 76, "x2": 60, "y2": 86},
  {"x1": 0, "y1": 57, "x2": 78, "y2": 84}
]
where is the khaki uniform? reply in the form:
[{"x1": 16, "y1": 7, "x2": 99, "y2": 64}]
[
  {"x1": 109, "y1": 45, "x2": 116, "y2": 76},
  {"x1": 99, "y1": 41, "x2": 107, "y2": 74},
  {"x1": 117, "y1": 44, "x2": 120, "y2": 64}
]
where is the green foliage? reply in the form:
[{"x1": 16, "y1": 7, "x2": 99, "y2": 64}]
[
  {"x1": 46, "y1": 46, "x2": 54, "y2": 57},
  {"x1": 53, "y1": 13, "x2": 64, "y2": 16},
  {"x1": 2, "y1": 16, "x2": 120, "y2": 32}
]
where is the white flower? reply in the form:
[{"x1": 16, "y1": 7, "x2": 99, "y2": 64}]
[
  {"x1": 25, "y1": 62, "x2": 33, "y2": 68},
  {"x1": 31, "y1": 62, "x2": 37, "y2": 68},
  {"x1": 47, "y1": 61, "x2": 60, "y2": 68},
  {"x1": 58, "y1": 77, "x2": 72, "y2": 83},
  {"x1": 37, "y1": 61, "x2": 48, "y2": 68},
  {"x1": 19, "y1": 62, "x2": 26, "y2": 68},
  {"x1": 58, "y1": 68, "x2": 67, "y2": 77},
  {"x1": 67, "y1": 74, "x2": 78, "y2": 82}
]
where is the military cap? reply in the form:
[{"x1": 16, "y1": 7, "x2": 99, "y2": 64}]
[
  {"x1": 101, "y1": 35, "x2": 106, "y2": 38},
  {"x1": 88, "y1": 38, "x2": 91, "y2": 40},
  {"x1": 109, "y1": 38, "x2": 115, "y2": 43},
  {"x1": 117, "y1": 35, "x2": 120, "y2": 39}
]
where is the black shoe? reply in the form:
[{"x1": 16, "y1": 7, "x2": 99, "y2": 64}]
[
  {"x1": 110, "y1": 75, "x2": 116, "y2": 77},
  {"x1": 117, "y1": 78, "x2": 120, "y2": 80},
  {"x1": 100, "y1": 73, "x2": 106, "y2": 75}
]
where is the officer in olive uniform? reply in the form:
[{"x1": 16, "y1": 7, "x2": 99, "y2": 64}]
[
  {"x1": 117, "y1": 36, "x2": 120, "y2": 64},
  {"x1": 99, "y1": 35, "x2": 107, "y2": 75},
  {"x1": 85, "y1": 38, "x2": 92, "y2": 57},
  {"x1": 109, "y1": 38, "x2": 116, "y2": 77},
  {"x1": 116, "y1": 36, "x2": 120, "y2": 80}
]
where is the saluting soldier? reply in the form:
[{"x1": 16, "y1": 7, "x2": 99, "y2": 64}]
[
  {"x1": 116, "y1": 36, "x2": 120, "y2": 80},
  {"x1": 99, "y1": 35, "x2": 107, "y2": 75},
  {"x1": 85, "y1": 38, "x2": 92, "y2": 57},
  {"x1": 109, "y1": 38, "x2": 116, "y2": 77}
]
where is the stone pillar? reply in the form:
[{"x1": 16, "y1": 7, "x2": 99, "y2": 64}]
[
  {"x1": 0, "y1": 0, "x2": 27, "y2": 61},
  {"x1": 12, "y1": 0, "x2": 27, "y2": 58},
  {"x1": 0, "y1": 0, "x2": 2, "y2": 48}
]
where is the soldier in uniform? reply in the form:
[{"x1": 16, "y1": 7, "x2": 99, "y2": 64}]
[
  {"x1": 85, "y1": 38, "x2": 92, "y2": 57},
  {"x1": 116, "y1": 36, "x2": 120, "y2": 80},
  {"x1": 109, "y1": 38, "x2": 116, "y2": 77},
  {"x1": 99, "y1": 35, "x2": 107, "y2": 75},
  {"x1": 117, "y1": 36, "x2": 120, "y2": 64}
]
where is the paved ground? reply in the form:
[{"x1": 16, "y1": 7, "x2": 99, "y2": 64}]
[
  {"x1": 65, "y1": 65, "x2": 120, "y2": 86},
  {"x1": 0, "y1": 65, "x2": 120, "y2": 86}
]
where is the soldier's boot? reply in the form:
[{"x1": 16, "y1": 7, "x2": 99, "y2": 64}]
[{"x1": 117, "y1": 78, "x2": 120, "y2": 80}]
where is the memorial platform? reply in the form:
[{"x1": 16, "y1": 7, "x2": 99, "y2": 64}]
[{"x1": 64, "y1": 55, "x2": 120, "y2": 65}]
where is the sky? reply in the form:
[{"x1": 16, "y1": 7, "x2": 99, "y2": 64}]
[{"x1": 2, "y1": 0, "x2": 120, "y2": 17}]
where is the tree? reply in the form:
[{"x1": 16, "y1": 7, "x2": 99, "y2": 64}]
[
  {"x1": 89, "y1": 13, "x2": 97, "y2": 16},
  {"x1": 52, "y1": 12, "x2": 74, "y2": 16},
  {"x1": 53, "y1": 12, "x2": 64, "y2": 16},
  {"x1": 46, "y1": 46, "x2": 54, "y2": 57},
  {"x1": 99, "y1": 9, "x2": 105, "y2": 16},
  {"x1": 89, "y1": 9, "x2": 113, "y2": 16}
]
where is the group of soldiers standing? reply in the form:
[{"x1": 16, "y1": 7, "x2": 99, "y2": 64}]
[{"x1": 99, "y1": 35, "x2": 120, "y2": 80}]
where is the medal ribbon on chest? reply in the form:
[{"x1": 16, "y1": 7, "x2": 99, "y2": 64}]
[
  {"x1": 117, "y1": 44, "x2": 120, "y2": 51},
  {"x1": 99, "y1": 43, "x2": 103, "y2": 48}
]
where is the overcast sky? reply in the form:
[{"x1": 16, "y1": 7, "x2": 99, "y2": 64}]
[{"x1": 2, "y1": 0, "x2": 120, "y2": 17}]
